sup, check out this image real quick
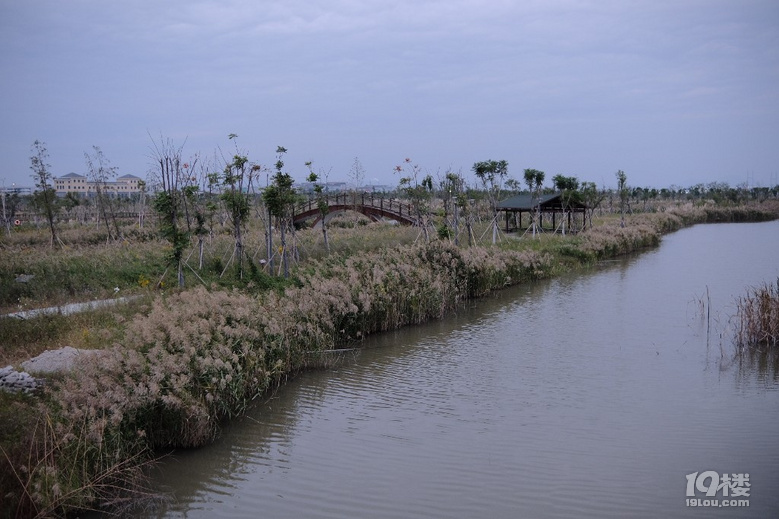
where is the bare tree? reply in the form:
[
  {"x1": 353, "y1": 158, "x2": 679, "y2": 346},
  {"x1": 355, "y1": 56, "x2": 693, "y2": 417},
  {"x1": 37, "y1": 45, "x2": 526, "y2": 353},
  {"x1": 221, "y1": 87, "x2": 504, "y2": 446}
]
[
  {"x1": 395, "y1": 158, "x2": 433, "y2": 242},
  {"x1": 616, "y1": 170, "x2": 629, "y2": 227},
  {"x1": 0, "y1": 190, "x2": 8, "y2": 236},
  {"x1": 306, "y1": 161, "x2": 331, "y2": 254},
  {"x1": 1, "y1": 183, "x2": 20, "y2": 236},
  {"x1": 136, "y1": 179, "x2": 147, "y2": 229},
  {"x1": 29, "y1": 140, "x2": 62, "y2": 247},
  {"x1": 85, "y1": 146, "x2": 121, "y2": 241},
  {"x1": 349, "y1": 156, "x2": 365, "y2": 192},
  {"x1": 442, "y1": 170, "x2": 468, "y2": 246}
]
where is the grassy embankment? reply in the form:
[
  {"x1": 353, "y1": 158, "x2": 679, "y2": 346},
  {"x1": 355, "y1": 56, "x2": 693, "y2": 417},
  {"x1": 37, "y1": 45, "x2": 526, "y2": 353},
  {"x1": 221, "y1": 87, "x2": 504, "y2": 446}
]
[{"x1": 1, "y1": 201, "x2": 778, "y2": 517}]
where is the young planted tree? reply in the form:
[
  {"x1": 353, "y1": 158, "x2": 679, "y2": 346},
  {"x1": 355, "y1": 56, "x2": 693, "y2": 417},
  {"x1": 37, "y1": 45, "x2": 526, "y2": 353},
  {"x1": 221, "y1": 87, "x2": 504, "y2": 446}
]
[
  {"x1": 552, "y1": 174, "x2": 580, "y2": 235},
  {"x1": 348, "y1": 156, "x2": 366, "y2": 220},
  {"x1": 136, "y1": 179, "x2": 147, "y2": 228},
  {"x1": 505, "y1": 178, "x2": 522, "y2": 194},
  {"x1": 1, "y1": 190, "x2": 8, "y2": 236},
  {"x1": 150, "y1": 136, "x2": 189, "y2": 287},
  {"x1": 395, "y1": 158, "x2": 433, "y2": 242},
  {"x1": 188, "y1": 157, "x2": 219, "y2": 270},
  {"x1": 436, "y1": 172, "x2": 454, "y2": 241},
  {"x1": 442, "y1": 170, "x2": 468, "y2": 246},
  {"x1": 204, "y1": 164, "x2": 222, "y2": 239},
  {"x1": 616, "y1": 169, "x2": 629, "y2": 228},
  {"x1": 221, "y1": 140, "x2": 251, "y2": 278},
  {"x1": 29, "y1": 140, "x2": 62, "y2": 247},
  {"x1": 580, "y1": 181, "x2": 606, "y2": 230},
  {"x1": 263, "y1": 146, "x2": 296, "y2": 277},
  {"x1": 85, "y1": 146, "x2": 121, "y2": 241},
  {"x1": 523, "y1": 168, "x2": 545, "y2": 237},
  {"x1": 473, "y1": 159, "x2": 509, "y2": 244},
  {"x1": 1, "y1": 185, "x2": 20, "y2": 236},
  {"x1": 306, "y1": 161, "x2": 330, "y2": 254}
]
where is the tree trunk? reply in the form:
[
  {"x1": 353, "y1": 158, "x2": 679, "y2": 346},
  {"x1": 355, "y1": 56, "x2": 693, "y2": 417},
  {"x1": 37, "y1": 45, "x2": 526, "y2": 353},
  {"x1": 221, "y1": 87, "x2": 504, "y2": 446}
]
[
  {"x1": 235, "y1": 222, "x2": 244, "y2": 279},
  {"x1": 322, "y1": 223, "x2": 330, "y2": 254},
  {"x1": 453, "y1": 203, "x2": 459, "y2": 246},
  {"x1": 266, "y1": 210, "x2": 274, "y2": 273},
  {"x1": 177, "y1": 259, "x2": 184, "y2": 287},
  {"x1": 281, "y1": 220, "x2": 288, "y2": 278},
  {"x1": 1, "y1": 193, "x2": 10, "y2": 236}
]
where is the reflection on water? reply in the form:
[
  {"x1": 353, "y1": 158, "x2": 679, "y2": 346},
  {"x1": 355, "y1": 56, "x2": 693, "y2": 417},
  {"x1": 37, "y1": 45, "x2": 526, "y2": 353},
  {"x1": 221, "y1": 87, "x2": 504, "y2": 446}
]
[
  {"x1": 736, "y1": 348, "x2": 779, "y2": 389},
  {"x1": 139, "y1": 221, "x2": 779, "y2": 519}
]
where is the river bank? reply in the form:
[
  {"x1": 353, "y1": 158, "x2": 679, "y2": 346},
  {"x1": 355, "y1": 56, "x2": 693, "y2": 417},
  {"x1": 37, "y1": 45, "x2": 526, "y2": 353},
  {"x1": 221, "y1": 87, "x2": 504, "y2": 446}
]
[{"x1": 2, "y1": 201, "x2": 778, "y2": 517}]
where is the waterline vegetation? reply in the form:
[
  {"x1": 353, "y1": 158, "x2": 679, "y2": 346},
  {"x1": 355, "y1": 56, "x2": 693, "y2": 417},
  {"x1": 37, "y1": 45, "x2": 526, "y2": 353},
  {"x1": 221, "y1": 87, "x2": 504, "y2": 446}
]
[{"x1": 734, "y1": 279, "x2": 779, "y2": 353}]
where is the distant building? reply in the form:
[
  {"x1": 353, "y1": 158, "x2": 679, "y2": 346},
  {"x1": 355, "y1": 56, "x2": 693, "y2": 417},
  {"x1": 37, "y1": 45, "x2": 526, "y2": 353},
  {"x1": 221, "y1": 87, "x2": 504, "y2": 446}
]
[
  {"x1": 297, "y1": 181, "x2": 353, "y2": 194},
  {"x1": 54, "y1": 173, "x2": 89, "y2": 196},
  {"x1": 297, "y1": 181, "x2": 398, "y2": 195},
  {"x1": 362, "y1": 184, "x2": 395, "y2": 193},
  {"x1": 0, "y1": 185, "x2": 33, "y2": 195},
  {"x1": 54, "y1": 173, "x2": 143, "y2": 198}
]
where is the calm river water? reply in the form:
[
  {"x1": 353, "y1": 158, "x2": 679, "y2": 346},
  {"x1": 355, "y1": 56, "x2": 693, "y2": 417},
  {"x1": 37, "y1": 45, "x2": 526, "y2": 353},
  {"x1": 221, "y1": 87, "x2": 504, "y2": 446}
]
[{"x1": 140, "y1": 221, "x2": 779, "y2": 518}]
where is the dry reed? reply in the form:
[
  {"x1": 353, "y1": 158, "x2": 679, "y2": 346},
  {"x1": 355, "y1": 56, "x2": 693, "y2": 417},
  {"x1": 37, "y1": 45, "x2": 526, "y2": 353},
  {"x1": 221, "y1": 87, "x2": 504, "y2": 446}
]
[{"x1": 734, "y1": 279, "x2": 779, "y2": 353}]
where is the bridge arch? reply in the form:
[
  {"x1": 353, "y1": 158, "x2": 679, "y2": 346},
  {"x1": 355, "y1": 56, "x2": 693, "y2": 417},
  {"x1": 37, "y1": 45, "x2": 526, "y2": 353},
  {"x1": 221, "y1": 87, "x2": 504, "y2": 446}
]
[{"x1": 293, "y1": 194, "x2": 416, "y2": 227}]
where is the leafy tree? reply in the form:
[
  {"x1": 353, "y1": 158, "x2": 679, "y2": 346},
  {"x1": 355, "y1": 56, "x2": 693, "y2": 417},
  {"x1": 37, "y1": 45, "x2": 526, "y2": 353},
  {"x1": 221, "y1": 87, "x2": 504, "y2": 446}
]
[
  {"x1": 221, "y1": 137, "x2": 252, "y2": 279},
  {"x1": 505, "y1": 178, "x2": 522, "y2": 194},
  {"x1": 149, "y1": 136, "x2": 189, "y2": 287},
  {"x1": 186, "y1": 157, "x2": 219, "y2": 270},
  {"x1": 263, "y1": 146, "x2": 297, "y2": 277},
  {"x1": 473, "y1": 159, "x2": 509, "y2": 244},
  {"x1": 523, "y1": 168, "x2": 545, "y2": 237},
  {"x1": 442, "y1": 170, "x2": 469, "y2": 246},
  {"x1": 580, "y1": 181, "x2": 605, "y2": 229},
  {"x1": 204, "y1": 170, "x2": 221, "y2": 237},
  {"x1": 552, "y1": 174, "x2": 580, "y2": 235},
  {"x1": 29, "y1": 140, "x2": 62, "y2": 247}
]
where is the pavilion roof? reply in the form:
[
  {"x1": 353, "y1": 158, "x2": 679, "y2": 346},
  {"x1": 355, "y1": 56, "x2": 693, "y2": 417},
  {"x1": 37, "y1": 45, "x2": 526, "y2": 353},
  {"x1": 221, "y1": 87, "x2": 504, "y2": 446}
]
[{"x1": 497, "y1": 193, "x2": 587, "y2": 211}]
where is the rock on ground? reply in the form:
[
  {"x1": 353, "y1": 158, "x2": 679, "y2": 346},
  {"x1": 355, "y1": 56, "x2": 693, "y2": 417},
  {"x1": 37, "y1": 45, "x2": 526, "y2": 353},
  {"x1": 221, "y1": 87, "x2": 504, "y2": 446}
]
[
  {"x1": 0, "y1": 365, "x2": 41, "y2": 394},
  {"x1": 20, "y1": 346, "x2": 102, "y2": 374},
  {"x1": 1, "y1": 347, "x2": 104, "y2": 394}
]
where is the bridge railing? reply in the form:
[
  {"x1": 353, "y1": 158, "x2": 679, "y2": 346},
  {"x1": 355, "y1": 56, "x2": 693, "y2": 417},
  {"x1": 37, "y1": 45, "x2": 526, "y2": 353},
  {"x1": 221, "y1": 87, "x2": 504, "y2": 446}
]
[{"x1": 295, "y1": 193, "x2": 413, "y2": 218}]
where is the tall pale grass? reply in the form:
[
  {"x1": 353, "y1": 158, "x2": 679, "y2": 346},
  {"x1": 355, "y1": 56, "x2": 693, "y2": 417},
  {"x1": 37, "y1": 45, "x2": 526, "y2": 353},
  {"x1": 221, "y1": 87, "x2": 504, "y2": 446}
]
[{"x1": 734, "y1": 279, "x2": 779, "y2": 352}]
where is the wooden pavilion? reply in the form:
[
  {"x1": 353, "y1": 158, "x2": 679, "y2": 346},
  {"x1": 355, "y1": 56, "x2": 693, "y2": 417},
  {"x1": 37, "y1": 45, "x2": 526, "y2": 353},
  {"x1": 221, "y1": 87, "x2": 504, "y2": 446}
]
[{"x1": 496, "y1": 193, "x2": 588, "y2": 234}]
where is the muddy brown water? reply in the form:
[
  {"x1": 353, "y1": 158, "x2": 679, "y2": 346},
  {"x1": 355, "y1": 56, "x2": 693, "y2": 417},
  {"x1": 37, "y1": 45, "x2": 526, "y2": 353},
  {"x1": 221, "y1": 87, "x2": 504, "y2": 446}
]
[{"x1": 134, "y1": 221, "x2": 779, "y2": 518}]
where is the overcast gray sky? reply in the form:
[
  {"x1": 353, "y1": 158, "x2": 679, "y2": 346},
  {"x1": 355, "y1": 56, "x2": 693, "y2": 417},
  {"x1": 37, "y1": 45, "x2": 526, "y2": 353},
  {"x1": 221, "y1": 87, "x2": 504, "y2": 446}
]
[{"x1": 1, "y1": 0, "x2": 778, "y2": 190}]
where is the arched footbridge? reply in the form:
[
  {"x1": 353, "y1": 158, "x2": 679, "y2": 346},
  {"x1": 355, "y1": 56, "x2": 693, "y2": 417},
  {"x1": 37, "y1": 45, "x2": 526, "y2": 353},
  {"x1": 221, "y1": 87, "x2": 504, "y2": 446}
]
[{"x1": 293, "y1": 193, "x2": 417, "y2": 227}]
